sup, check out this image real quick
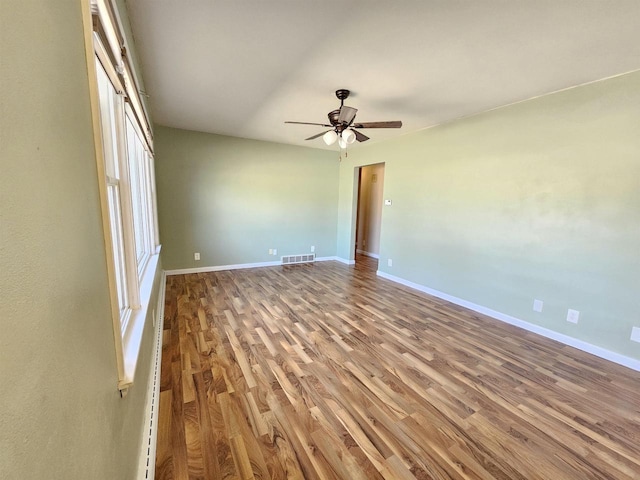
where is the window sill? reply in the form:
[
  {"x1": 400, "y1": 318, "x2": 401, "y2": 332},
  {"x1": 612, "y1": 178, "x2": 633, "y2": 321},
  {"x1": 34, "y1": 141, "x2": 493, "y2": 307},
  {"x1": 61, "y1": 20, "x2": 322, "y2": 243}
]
[{"x1": 118, "y1": 247, "x2": 161, "y2": 392}]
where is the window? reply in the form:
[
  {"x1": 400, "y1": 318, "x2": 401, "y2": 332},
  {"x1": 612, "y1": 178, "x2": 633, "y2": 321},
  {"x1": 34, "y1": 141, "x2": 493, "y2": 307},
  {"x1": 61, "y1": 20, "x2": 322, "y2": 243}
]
[
  {"x1": 85, "y1": 0, "x2": 160, "y2": 391},
  {"x1": 95, "y1": 60, "x2": 134, "y2": 324},
  {"x1": 125, "y1": 108, "x2": 153, "y2": 276}
]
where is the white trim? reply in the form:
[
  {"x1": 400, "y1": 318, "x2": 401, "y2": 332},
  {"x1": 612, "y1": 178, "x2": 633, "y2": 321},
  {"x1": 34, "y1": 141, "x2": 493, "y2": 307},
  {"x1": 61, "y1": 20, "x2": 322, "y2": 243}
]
[
  {"x1": 356, "y1": 249, "x2": 379, "y2": 259},
  {"x1": 91, "y1": 0, "x2": 153, "y2": 152},
  {"x1": 137, "y1": 272, "x2": 166, "y2": 480},
  {"x1": 333, "y1": 257, "x2": 356, "y2": 265},
  {"x1": 376, "y1": 270, "x2": 640, "y2": 372},
  {"x1": 93, "y1": 33, "x2": 124, "y2": 93},
  {"x1": 119, "y1": 251, "x2": 161, "y2": 390},
  {"x1": 113, "y1": 73, "x2": 141, "y2": 313},
  {"x1": 108, "y1": 0, "x2": 153, "y2": 140},
  {"x1": 315, "y1": 256, "x2": 342, "y2": 263},
  {"x1": 165, "y1": 257, "x2": 357, "y2": 275},
  {"x1": 93, "y1": 0, "x2": 121, "y2": 67},
  {"x1": 166, "y1": 260, "x2": 281, "y2": 276}
]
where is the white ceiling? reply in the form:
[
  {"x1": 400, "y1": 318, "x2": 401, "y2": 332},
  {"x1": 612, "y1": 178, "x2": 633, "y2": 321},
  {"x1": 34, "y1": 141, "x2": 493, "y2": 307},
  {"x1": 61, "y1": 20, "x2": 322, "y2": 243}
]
[{"x1": 125, "y1": 1, "x2": 640, "y2": 150}]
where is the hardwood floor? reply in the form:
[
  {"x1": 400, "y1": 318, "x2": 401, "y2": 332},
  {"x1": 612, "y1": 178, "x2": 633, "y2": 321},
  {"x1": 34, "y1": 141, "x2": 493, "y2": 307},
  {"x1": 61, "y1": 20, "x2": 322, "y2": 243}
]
[
  {"x1": 156, "y1": 260, "x2": 640, "y2": 479},
  {"x1": 354, "y1": 252, "x2": 378, "y2": 272}
]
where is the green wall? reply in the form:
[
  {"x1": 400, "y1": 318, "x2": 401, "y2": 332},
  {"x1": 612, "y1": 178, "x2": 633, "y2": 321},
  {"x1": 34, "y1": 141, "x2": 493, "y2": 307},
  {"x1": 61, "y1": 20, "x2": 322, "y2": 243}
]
[
  {"x1": 155, "y1": 126, "x2": 339, "y2": 270},
  {"x1": 0, "y1": 1, "x2": 161, "y2": 478},
  {"x1": 338, "y1": 71, "x2": 640, "y2": 360}
]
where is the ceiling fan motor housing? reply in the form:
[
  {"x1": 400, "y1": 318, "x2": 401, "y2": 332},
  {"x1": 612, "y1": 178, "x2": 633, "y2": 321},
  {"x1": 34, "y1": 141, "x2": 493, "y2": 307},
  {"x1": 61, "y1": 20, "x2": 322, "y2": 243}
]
[{"x1": 328, "y1": 109, "x2": 343, "y2": 129}]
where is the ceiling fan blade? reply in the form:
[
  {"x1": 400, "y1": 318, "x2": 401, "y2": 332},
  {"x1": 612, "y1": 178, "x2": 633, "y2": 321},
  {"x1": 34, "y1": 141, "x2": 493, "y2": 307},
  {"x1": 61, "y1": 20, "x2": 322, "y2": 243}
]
[
  {"x1": 352, "y1": 129, "x2": 370, "y2": 142},
  {"x1": 305, "y1": 130, "x2": 330, "y2": 141},
  {"x1": 338, "y1": 106, "x2": 358, "y2": 125},
  {"x1": 285, "y1": 121, "x2": 333, "y2": 127},
  {"x1": 351, "y1": 121, "x2": 402, "y2": 129}
]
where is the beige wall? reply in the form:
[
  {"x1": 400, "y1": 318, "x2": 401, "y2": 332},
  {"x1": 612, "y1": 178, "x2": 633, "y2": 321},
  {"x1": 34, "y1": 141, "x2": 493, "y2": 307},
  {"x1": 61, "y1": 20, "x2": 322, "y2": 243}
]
[{"x1": 0, "y1": 1, "x2": 160, "y2": 478}]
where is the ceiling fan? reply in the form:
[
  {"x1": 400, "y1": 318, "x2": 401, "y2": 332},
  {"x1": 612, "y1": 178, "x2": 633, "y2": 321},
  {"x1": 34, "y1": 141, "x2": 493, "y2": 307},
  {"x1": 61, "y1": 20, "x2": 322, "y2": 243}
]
[{"x1": 285, "y1": 89, "x2": 402, "y2": 148}]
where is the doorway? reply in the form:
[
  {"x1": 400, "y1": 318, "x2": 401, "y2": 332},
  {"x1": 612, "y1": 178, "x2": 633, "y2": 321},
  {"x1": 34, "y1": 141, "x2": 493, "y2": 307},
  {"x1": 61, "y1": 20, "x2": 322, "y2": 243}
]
[{"x1": 354, "y1": 163, "x2": 385, "y2": 271}]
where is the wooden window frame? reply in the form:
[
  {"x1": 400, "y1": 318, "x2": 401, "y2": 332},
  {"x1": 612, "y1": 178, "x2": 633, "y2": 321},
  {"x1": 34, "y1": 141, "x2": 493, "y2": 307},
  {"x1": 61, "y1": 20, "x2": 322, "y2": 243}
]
[{"x1": 82, "y1": 0, "x2": 160, "y2": 393}]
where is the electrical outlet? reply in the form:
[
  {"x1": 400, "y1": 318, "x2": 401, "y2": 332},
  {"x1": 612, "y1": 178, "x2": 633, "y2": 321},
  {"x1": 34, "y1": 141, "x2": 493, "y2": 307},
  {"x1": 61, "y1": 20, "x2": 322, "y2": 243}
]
[
  {"x1": 268, "y1": 249, "x2": 273, "y2": 255},
  {"x1": 388, "y1": 259, "x2": 393, "y2": 267},
  {"x1": 566, "y1": 309, "x2": 580, "y2": 324},
  {"x1": 194, "y1": 252, "x2": 200, "y2": 261},
  {"x1": 533, "y1": 299, "x2": 543, "y2": 312},
  {"x1": 630, "y1": 327, "x2": 640, "y2": 343},
  {"x1": 273, "y1": 248, "x2": 277, "y2": 256},
  {"x1": 311, "y1": 246, "x2": 315, "y2": 253}
]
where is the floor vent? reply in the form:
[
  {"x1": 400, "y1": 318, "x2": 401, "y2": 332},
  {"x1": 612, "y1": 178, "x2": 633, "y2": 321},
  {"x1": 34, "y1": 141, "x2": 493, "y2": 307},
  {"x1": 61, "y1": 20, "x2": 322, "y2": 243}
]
[{"x1": 282, "y1": 253, "x2": 315, "y2": 265}]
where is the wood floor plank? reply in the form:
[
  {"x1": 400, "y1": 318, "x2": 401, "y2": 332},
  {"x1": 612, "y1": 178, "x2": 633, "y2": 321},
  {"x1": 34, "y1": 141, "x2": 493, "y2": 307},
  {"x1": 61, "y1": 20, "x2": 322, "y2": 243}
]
[
  {"x1": 156, "y1": 256, "x2": 640, "y2": 479},
  {"x1": 156, "y1": 389, "x2": 174, "y2": 480}
]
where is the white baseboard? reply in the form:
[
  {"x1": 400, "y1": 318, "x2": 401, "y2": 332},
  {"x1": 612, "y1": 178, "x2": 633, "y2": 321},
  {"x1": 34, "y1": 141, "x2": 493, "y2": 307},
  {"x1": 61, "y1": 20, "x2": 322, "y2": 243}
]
[
  {"x1": 315, "y1": 256, "x2": 340, "y2": 263},
  {"x1": 165, "y1": 256, "x2": 356, "y2": 275},
  {"x1": 137, "y1": 272, "x2": 166, "y2": 480},
  {"x1": 356, "y1": 249, "x2": 380, "y2": 259},
  {"x1": 166, "y1": 260, "x2": 281, "y2": 275},
  {"x1": 333, "y1": 256, "x2": 356, "y2": 265},
  {"x1": 376, "y1": 270, "x2": 640, "y2": 372}
]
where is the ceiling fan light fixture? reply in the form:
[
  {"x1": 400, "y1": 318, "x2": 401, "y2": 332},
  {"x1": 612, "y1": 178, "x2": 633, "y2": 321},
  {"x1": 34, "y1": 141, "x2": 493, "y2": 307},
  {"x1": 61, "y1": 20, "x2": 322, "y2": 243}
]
[
  {"x1": 285, "y1": 89, "x2": 403, "y2": 147},
  {"x1": 342, "y1": 129, "x2": 356, "y2": 144},
  {"x1": 323, "y1": 130, "x2": 338, "y2": 145}
]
